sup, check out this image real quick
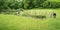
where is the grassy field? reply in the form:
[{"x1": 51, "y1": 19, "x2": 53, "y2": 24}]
[{"x1": 0, "y1": 9, "x2": 60, "y2": 30}]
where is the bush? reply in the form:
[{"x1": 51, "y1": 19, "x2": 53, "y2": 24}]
[
  {"x1": 36, "y1": 15, "x2": 46, "y2": 18},
  {"x1": 22, "y1": 14, "x2": 28, "y2": 16},
  {"x1": 0, "y1": 9, "x2": 17, "y2": 15},
  {"x1": 42, "y1": 1, "x2": 60, "y2": 8},
  {"x1": 31, "y1": 15, "x2": 46, "y2": 18}
]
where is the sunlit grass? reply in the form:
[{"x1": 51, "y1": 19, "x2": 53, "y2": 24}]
[{"x1": 0, "y1": 9, "x2": 60, "y2": 30}]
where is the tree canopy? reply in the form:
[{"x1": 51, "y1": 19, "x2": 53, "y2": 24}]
[{"x1": 0, "y1": 0, "x2": 60, "y2": 12}]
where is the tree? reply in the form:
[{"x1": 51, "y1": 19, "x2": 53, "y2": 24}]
[
  {"x1": 0, "y1": 0, "x2": 23, "y2": 13},
  {"x1": 24, "y1": 0, "x2": 47, "y2": 9}
]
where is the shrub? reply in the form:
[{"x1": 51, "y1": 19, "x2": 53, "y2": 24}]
[
  {"x1": 42, "y1": 1, "x2": 60, "y2": 8},
  {"x1": 31, "y1": 15, "x2": 46, "y2": 18}
]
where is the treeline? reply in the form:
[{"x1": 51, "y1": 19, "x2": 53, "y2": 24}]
[
  {"x1": 0, "y1": 0, "x2": 60, "y2": 12},
  {"x1": 23, "y1": 0, "x2": 47, "y2": 9},
  {"x1": 0, "y1": 0, "x2": 60, "y2": 9},
  {"x1": 23, "y1": 0, "x2": 60, "y2": 9},
  {"x1": 0, "y1": 0, "x2": 23, "y2": 13},
  {"x1": 41, "y1": 1, "x2": 60, "y2": 8},
  {"x1": 0, "y1": 0, "x2": 23, "y2": 9}
]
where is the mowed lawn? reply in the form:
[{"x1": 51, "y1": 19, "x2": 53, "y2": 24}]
[{"x1": 0, "y1": 9, "x2": 60, "y2": 30}]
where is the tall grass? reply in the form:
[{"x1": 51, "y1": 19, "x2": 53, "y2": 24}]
[{"x1": 0, "y1": 9, "x2": 60, "y2": 30}]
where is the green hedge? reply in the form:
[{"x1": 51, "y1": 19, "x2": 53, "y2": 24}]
[
  {"x1": 23, "y1": 1, "x2": 60, "y2": 9},
  {"x1": 42, "y1": 1, "x2": 60, "y2": 8}
]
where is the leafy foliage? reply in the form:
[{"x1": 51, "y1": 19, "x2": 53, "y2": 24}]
[
  {"x1": 0, "y1": 0, "x2": 60, "y2": 13},
  {"x1": 42, "y1": 1, "x2": 60, "y2": 8},
  {"x1": 24, "y1": 0, "x2": 47, "y2": 9}
]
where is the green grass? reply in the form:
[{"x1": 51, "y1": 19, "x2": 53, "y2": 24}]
[{"x1": 0, "y1": 9, "x2": 60, "y2": 30}]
